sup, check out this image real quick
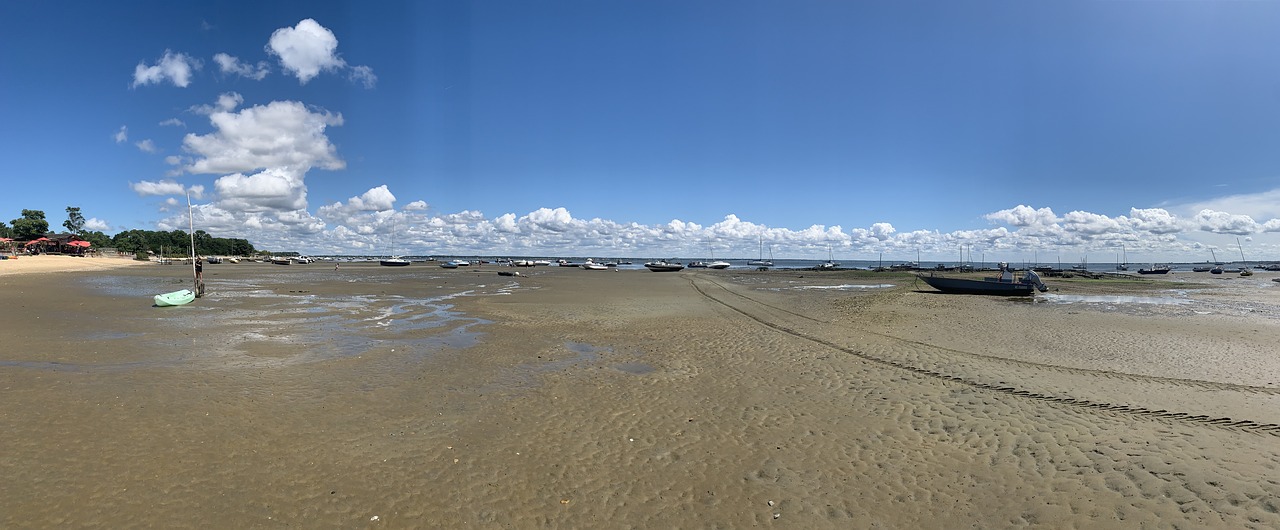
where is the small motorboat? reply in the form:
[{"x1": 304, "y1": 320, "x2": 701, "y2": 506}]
[
  {"x1": 1137, "y1": 264, "x2": 1172, "y2": 274},
  {"x1": 644, "y1": 260, "x2": 685, "y2": 272},
  {"x1": 917, "y1": 263, "x2": 1047, "y2": 296}
]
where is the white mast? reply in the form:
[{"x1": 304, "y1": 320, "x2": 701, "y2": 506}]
[{"x1": 187, "y1": 192, "x2": 199, "y2": 296}]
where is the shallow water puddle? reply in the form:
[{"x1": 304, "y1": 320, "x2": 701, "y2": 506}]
[{"x1": 1039, "y1": 293, "x2": 1192, "y2": 305}]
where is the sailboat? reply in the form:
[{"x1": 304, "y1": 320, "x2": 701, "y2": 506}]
[
  {"x1": 380, "y1": 218, "x2": 411, "y2": 266},
  {"x1": 747, "y1": 235, "x2": 773, "y2": 267},
  {"x1": 704, "y1": 243, "x2": 730, "y2": 269},
  {"x1": 1115, "y1": 245, "x2": 1128, "y2": 271},
  {"x1": 1238, "y1": 238, "x2": 1253, "y2": 276},
  {"x1": 153, "y1": 192, "x2": 200, "y2": 306},
  {"x1": 819, "y1": 245, "x2": 838, "y2": 269}
]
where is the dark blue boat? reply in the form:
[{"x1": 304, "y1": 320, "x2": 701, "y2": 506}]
[{"x1": 917, "y1": 263, "x2": 1047, "y2": 296}]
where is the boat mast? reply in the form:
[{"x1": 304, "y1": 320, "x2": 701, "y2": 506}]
[{"x1": 187, "y1": 192, "x2": 199, "y2": 296}]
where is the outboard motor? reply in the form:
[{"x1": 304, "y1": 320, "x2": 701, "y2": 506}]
[{"x1": 1024, "y1": 269, "x2": 1048, "y2": 292}]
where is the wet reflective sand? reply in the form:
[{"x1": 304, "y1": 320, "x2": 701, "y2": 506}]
[{"x1": 3, "y1": 264, "x2": 1280, "y2": 527}]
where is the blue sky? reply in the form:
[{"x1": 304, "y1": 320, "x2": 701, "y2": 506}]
[{"x1": 3, "y1": 0, "x2": 1280, "y2": 262}]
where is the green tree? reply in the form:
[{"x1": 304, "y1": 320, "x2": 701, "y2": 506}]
[
  {"x1": 0, "y1": 221, "x2": 12, "y2": 239},
  {"x1": 63, "y1": 207, "x2": 86, "y2": 235},
  {"x1": 11, "y1": 210, "x2": 49, "y2": 240}
]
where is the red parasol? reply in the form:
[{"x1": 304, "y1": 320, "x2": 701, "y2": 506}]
[{"x1": 67, "y1": 240, "x2": 92, "y2": 247}]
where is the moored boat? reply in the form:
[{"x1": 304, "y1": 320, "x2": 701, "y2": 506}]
[
  {"x1": 706, "y1": 260, "x2": 731, "y2": 269},
  {"x1": 644, "y1": 260, "x2": 684, "y2": 272},
  {"x1": 917, "y1": 263, "x2": 1047, "y2": 296},
  {"x1": 1137, "y1": 264, "x2": 1172, "y2": 274}
]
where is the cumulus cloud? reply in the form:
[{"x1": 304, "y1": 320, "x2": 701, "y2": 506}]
[
  {"x1": 135, "y1": 139, "x2": 158, "y2": 153},
  {"x1": 178, "y1": 98, "x2": 344, "y2": 175},
  {"x1": 403, "y1": 200, "x2": 428, "y2": 211},
  {"x1": 213, "y1": 167, "x2": 309, "y2": 212},
  {"x1": 525, "y1": 207, "x2": 578, "y2": 232},
  {"x1": 159, "y1": 118, "x2": 185, "y2": 128},
  {"x1": 1062, "y1": 210, "x2": 1121, "y2": 236},
  {"x1": 264, "y1": 19, "x2": 375, "y2": 87},
  {"x1": 132, "y1": 50, "x2": 201, "y2": 88},
  {"x1": 1125, "y1": 207, "x2": 1182, "y2": 234},
  {"x1": 985, "y1": 205, "x2": 1059, "y2": 228},
  {"x1": 1193, "y1": 209, "x2": 1259, "y2": 235},
  {"x1": 84, "y1": 218, "x2": 110, "y2": 232},
  {"x1": 315, "y1": 185, "x2": 398, "y2": 226},
  {"x1": 213, "y1": 52, "x2": 270, "y2": 80},
  {"x1": 114, "y1": 126, "x2": 128, "y2": 143}
]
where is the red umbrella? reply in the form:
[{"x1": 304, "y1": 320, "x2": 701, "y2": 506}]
[
  {"x1": 68, "y1": 240, "x2": 92, "y2": 247},
  {"x1": 24, "y1": 237, "x2": 50, "y2": 246}
]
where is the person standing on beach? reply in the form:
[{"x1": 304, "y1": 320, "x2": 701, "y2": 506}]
[{"x1": 195, "y1": 256, "x2": 203, "y2": 280}]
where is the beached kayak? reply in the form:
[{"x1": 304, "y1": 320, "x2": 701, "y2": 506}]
[{"x1": 154, "y1": 289, "x2": 195, "y2": 307}]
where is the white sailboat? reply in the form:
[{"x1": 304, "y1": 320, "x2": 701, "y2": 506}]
[
  {"x1": 747, "y1": 235, "x2": 773, "y2": 267},
  {"x1": 1238, "y1": 238, "x2": 1253, "y2": 276},
  {"x1": 819, "y1": 245, "x2": 838, "y2": 269}
]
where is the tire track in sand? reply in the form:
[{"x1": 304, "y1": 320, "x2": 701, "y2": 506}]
[{"x1": 688, "y1": 274, "x2": 1280, "y2": 437}]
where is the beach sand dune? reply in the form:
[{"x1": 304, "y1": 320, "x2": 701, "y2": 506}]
[{"x1": 3, "y1": 264, "x2": 1279, "y2": 527}]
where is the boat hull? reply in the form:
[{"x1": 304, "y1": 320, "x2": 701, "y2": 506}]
[
  {"x1": 154, "y1": 289, "x2": 196, "y2": 307},
  {"x1": 918, "y1": 275, "x2": 1036, "y2": 296},
  {"x1": 644, "y1": 262, "x2": 685, "y2": 272},
  {"x1": 379, "y1": 259, "x2": 410, "y2": 266}
]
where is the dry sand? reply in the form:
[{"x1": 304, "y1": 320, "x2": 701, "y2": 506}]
[
  {"x1": 3, "y1": 262, "x2": 1280, "y2": 528},
  {"x1": 0, "y1": 254, "x2": 149, "y2": 276}
]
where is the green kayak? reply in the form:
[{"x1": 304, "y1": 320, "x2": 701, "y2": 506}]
[{"x1": 154, "y1": 289, "x2": 195, "y2": 307}]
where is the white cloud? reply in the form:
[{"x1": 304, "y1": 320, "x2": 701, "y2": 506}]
[
  {"x1": 403, "y1": 200, "x2": 428, "y2": 211},
  {"x1": 1193, "y1": 209, "x2": 1259, "y2": 235},
  {"x1": 525, "y1": 207, "x2": 577, "y2": 232},
  {"x1": 1125, "y1": 207, "x2": 1182, "y2": 234},
  {"x1": 985, "y1": 205, "x2": 1059, "y2": 228},
  {"x1": 189, "y1": 92, "x2": 244, "y2": 115},
  {"x1": 213, "y1": 167, "x2": 308, "y2": 212},
  {"x1": 84, "y1": 218, "x2": 110, "y2": 232},
  {"x1": 178, "y1": 98, "x2": 344, "y2": 175},
  {"x1": 132, "y1": 50, "x2": 201, "y2": 88},
  {"x1": 315, "y1": 185, "x2": 398, "y2": 226},
  {"x1": 130, "y1": 180, "x2": 188, "y2": 196},
  {"x1": 266, "y1": 19, "x2": 346, "y2": 84},
  {"x1": 159, "y1": 118, "x2": 186, "y2": 128},
  {"x1": 213, "y1": 52, "x2": 270, "y2": 80},
  {"x1": 113, "y1": 126, "x2": 128, "y2": 143},
  {"x1": 349, "y1": 65, "x2": 377, "y2": 88},
  {"x1": 1183, "y1": 188, "x2": 1280, "y2": 224},
  {"x1": 1062, "y1": 210, "x2": 1121, "y2": 236},
  {"x1": 135, "y1": 139, "x2": 158, "y2": 153},
  {"x1": 263, "y1": 19, "x2": 375, "y2": 87}
]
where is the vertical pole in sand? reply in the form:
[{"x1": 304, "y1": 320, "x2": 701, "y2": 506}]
[{"x1": 187, "y1": 192, "x2": 200, "y2": 297}]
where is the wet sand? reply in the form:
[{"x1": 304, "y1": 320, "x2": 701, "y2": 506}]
[{"x1": 3, "y1": 262, "x2": 1280, "y2": 528}]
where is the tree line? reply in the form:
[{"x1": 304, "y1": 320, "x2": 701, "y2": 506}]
[{"x1": 2, "y1": 207, "x2": 257, "y2": 257}]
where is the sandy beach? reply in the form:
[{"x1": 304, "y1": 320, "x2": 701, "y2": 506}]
[{"x1": 3, "y1": 260, "x2": 1280, "y2": 528}]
